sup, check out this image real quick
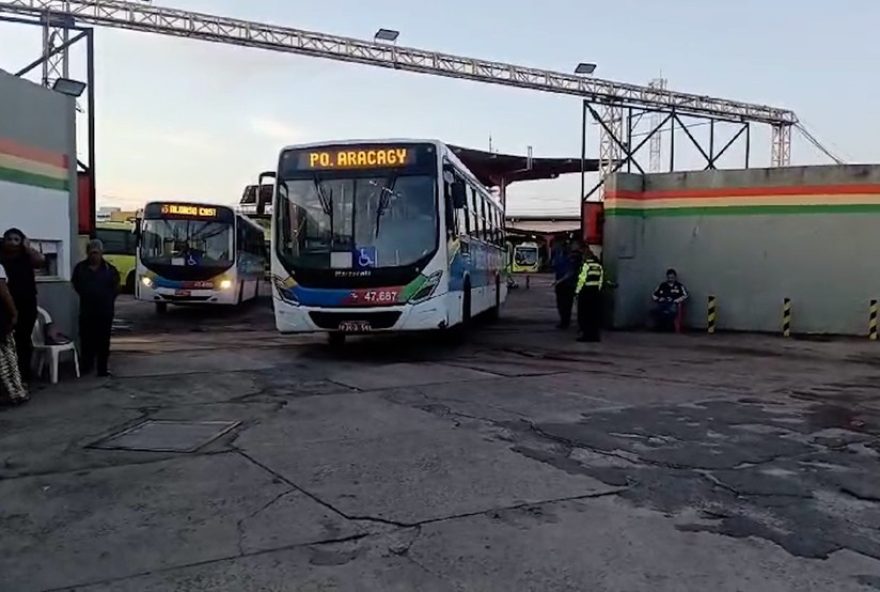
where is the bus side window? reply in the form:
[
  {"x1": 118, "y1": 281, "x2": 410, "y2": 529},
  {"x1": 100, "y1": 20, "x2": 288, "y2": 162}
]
[
  {"x1": 444, "y1": 189, "x2": 456, "y2": 239},
  {"x1": 469, "y1": 186, "x2": 481, "y2": 241},
  {"x1": 480, "y1": 193, "x2": 492, "y2": 243}
]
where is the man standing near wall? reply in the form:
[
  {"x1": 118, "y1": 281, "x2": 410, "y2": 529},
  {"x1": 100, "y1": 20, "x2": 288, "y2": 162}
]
[
  {"x1": 72, "y1": 240, "x2": 119, "y2": 377},
  {"x1": 575, "y1": 249, "x2": 605, "y2": 342}
]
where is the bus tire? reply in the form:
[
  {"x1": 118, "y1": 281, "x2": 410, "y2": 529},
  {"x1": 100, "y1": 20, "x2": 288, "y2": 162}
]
[
  {"x1": 125, "y1": 271, "x2": 135, "y2": 294},
  {"x1": 487, "y1": 276, "x2": 501, "y2": 322},
  {"x1": 462, "y1": 280, "x2": 472, "y2": 328},
  {"x1": 328, "y1": 332, "x2": 346, "y2": 347},
  {"x1": 237, "y1": 282, "x2": 244, "y2": 306},
  {"x1": 156, "y1": 302, "x2": 168, "y2": 314}
]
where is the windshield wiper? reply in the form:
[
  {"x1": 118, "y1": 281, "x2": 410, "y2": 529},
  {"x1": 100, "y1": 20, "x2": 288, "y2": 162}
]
[
  {"x1": 372, "y1": 176, "x2": 398, "y2": 238},
  {"x1": 314, "y1": 178, "x2": 335, "y2": 248}
]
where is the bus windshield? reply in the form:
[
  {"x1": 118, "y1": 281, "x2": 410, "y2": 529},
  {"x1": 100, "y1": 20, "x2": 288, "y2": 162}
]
[
  {"x1": 515, "y1": 247, "x2": 539, "y2": 266},
  {"x1": 140, "y1": 218, "x2": 234, "y2": 269},
  {"x1": 277, "y1": 173, "x2": 437, "y2": 269}
]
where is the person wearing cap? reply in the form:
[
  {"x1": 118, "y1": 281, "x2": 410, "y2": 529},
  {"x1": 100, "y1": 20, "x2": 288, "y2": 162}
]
[
  {"x1": 73, "y1": 240, "x2": 120, "y2": 377},
  {"x1": 574, "y1": 248, "x2": 606, "y2": 342},
  {"x1": 651, "y1": 268, "x2": 689, "y2": 331}
]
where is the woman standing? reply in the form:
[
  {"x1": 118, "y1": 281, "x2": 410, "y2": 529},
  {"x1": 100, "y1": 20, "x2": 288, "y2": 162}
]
[
  {"x1": 1, "y1": 228, "x2": 44, "y2": 382},
  {"x1": 0, "y1": 262, "x2": 28, "y2": 405}
]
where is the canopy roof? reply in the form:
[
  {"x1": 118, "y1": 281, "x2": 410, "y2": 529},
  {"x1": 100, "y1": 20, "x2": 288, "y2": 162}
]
[{"x1": 449, "y1": 145, "x2": 600, "y2": 187}]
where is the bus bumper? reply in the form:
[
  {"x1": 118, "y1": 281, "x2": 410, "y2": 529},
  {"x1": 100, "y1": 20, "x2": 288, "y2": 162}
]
[
  {"x1": 137, "y1": 283, "x2": 239, "y2": 305},
  {"x1": 274, "y1": 296, "x2": 450, "y2": 334}
]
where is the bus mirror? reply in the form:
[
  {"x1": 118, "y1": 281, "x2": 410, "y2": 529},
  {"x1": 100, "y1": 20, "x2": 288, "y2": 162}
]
[{"x1": 256, "y1": 171, "x2": 276, "y2": 215}]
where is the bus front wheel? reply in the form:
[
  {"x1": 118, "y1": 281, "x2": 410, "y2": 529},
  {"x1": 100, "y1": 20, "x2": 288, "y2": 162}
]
[{"x1": 155, "y1": 302, "x2": 168, "y2": 314}]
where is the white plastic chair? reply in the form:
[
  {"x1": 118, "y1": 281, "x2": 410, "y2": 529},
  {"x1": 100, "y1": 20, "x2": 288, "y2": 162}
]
[{"x1": 32, "y1": 307, "x2": 80, "y2": 384}]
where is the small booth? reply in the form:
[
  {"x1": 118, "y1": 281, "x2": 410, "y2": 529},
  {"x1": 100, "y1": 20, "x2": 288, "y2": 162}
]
[{"x1": 0, "y1": 70, "x2": 79, "y2": 337}]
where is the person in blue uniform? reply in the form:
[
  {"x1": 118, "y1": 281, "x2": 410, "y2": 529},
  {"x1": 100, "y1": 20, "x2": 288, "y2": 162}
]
[
  {"x1": 652, "y1": 268, "x2": 689, "y2": 331},
  {"x1": 551, "y1": 240, "x2": 583, "y2": 329}
]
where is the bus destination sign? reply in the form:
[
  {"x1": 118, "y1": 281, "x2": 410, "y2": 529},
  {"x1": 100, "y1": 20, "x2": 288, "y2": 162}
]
[
  {"x1": 299, "y1": 146, "x2": 415, "y2": 171},
  {"x1": 160, "y1": 204, "x2": 218, "y2": 218}
]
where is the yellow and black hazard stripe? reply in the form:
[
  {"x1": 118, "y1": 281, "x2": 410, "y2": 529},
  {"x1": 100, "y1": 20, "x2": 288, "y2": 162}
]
[
  {"x1": 707, "y1": 295, "x2": 717, "y2": 334},
  {"x1": 870, "y1": 299, "x2": 878, "y2": 341},
  {"x1": 782, "y1": 298, "x2": 792, "y2": 337}
]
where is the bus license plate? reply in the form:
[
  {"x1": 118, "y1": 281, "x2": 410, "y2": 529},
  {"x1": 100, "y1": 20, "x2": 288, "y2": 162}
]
[
  {"x1": 175, "y1": 289, "x2": 191, "y2": 297},
  {"x1": 338, "y1": 320, "x2": 371, "y2": 332}
]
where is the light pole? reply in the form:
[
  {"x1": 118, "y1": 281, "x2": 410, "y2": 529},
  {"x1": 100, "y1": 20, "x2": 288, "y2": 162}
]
[{"x1": 575, "y1": 63, "x2": 597, "y2": 241}]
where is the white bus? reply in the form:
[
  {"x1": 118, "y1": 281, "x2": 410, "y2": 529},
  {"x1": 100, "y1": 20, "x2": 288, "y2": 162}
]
[
  {"x1": 136, "y1": 201, "x2": 266, "y2": 313},
  {"x1": 259, "y1": 139, "x2": 508, "y2": 344}
]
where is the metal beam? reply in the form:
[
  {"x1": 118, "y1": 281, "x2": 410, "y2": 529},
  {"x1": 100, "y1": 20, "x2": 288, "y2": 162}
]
[{"x1": 0, "y1": 0, "x2": 798, "y2": 125}]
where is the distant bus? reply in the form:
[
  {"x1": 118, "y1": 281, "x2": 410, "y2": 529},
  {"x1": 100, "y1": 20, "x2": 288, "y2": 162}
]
[
  {"x1": 238, "y1": 184, "x2": 273, "y2": 279},
  {"x1": 96, "y1": 221, "x2": 137, "y2": 293},
  {"x1": 259, "y1": 139, "x2": 507, "y2": 344},
  {"x1": 512, "y1": 241, "x2": 541, "y2": 274},
  {"x1": 136, "y1": 201, "x2": 266, "y2": 313}
]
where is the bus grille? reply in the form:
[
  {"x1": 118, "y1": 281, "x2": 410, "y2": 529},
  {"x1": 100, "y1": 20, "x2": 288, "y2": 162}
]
[{"x1": 309, "y1": 311, "x2": 402, "y2": 330}]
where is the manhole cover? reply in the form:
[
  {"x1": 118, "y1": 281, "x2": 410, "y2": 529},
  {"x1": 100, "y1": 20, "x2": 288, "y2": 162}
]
[{"x1": 90, "y1": 420, "x2": 241, "y2": 453}]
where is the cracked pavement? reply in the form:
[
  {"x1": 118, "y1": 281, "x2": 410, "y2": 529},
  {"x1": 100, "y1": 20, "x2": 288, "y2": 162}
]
[{"x1": 1, "y1": 278, "x2": 880, "y2": 591}]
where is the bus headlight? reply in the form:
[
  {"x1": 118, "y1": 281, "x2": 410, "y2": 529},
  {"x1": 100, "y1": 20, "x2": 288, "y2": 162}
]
[
  {"x1": 409, "y1": 271, "x2": 443, "y2": 304},
  {"x1": 219, "y1": 279, "x2": 233, "y2": 290},
  {"x1": 141, "y1": 276, "x2": 153, "y2": 288}
]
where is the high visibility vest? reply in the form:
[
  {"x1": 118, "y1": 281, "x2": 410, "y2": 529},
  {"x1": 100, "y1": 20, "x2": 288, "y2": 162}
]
[{"x1": 576, "y1": 261, "x2": 604, "y2": 294}]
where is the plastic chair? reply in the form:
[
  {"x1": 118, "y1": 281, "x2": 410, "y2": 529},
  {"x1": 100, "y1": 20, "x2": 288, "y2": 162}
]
[
  {"x1": 32, "y1": 307, "x2": 80, "y2": 384},
  {"x1": 674, "y1": 302, "x2": 686, "y2": 334}
]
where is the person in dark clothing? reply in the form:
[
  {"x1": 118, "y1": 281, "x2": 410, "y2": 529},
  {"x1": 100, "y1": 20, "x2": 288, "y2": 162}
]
[
  {"x1": 652, "y1": 268, "x2": 689, "y2": 331},
  {"x1": 72, "y1": 240, "x2": 120, "y2": 377},
  {"x1": 551, "y1": 240, "x2": 583, "y2": 329},
  {"x1": 575, "y1": 249, "x2": 605, "y2": 342},
  {"x1": 1, "y1": 228, "x2": 45, "y2": 382}
]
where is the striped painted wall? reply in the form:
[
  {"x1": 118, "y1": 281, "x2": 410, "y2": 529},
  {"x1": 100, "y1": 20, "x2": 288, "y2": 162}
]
[
  {"x1": 605, "y1": 184, "x2": 880, "y2": 217},
  {"x1": 0, "y1": 137, "x2": 70, "y2": 191}
]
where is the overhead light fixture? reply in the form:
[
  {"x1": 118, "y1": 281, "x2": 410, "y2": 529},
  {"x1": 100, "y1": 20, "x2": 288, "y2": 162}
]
[
  {"x1": 374, "y1": 28, "x2": 400, "y2": 43},
  {"x1": 52, "y1": 77, "x2": 87, "y2": 97},
  {"x1": 574, "y1": 62, "x2": 597, "y2": 75}
]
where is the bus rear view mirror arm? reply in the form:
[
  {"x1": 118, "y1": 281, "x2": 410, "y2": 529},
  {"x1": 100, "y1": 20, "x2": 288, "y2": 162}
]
[{"x1": 256, "y1": 171, "x2": 277, "y2": 216}]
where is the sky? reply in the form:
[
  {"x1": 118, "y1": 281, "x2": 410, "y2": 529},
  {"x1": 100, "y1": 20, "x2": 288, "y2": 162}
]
[{"x1": 2, "y1": 0, "x2": 878, "y2": 215}]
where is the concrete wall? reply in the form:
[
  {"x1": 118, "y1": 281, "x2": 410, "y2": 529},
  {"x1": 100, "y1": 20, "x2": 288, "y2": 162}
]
[
  {"x1": 603, "y1": 165, "x2": 880, "y2": 336},
  {"x1": 0, "y1": 70, "x2": 79, "y2": 337}
]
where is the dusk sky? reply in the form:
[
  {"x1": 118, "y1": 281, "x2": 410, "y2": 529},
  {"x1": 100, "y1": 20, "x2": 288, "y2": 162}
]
[{"x1": 1, "y1": 0, "x2": 876, "y2": 215}]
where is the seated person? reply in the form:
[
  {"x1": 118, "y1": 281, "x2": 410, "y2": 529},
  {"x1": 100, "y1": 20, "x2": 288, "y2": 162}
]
[{"x1": 652, "y1": 268, "x2": 688, "y2": 331}]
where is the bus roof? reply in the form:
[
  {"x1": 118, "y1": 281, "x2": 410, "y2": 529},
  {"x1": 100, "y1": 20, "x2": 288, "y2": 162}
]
[
  {"x1": 279, "y1": 138, "x2": 443, "y2": 153},
  {"x1": 276, "y1": 139, "x2": 501, "y2": 209},
  {"x1": 144, "y1": 200, "x2": 235, "y2": 210}
]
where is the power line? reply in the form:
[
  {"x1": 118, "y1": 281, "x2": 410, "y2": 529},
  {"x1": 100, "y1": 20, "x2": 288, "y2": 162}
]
[{"x1": 794, "y1": 122, "x2": 845, "y2": 165}]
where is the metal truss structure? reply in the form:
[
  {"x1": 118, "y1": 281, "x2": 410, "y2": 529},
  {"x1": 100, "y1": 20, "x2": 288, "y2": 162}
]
[
  {"x1": 0, "y1": 0, "x2": 798, "y2": 130},
  {"x1": 1, "y1": 0, "x2": 808, "y2": 219},
  {"x1": 579, "y1": 100, "x2": 758, "y2": 201},
  {"x1": 647, "y1": 78, "x2": 667, "y2": 172}
]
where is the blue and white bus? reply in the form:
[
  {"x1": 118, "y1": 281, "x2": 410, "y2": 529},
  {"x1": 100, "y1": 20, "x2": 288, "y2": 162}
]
[
  {"x1": 136, "y1": 201, "x2": 266, "y2": 313},
  {"x1": 260, "y1": 140, "x2": 507, "y2": 343}
]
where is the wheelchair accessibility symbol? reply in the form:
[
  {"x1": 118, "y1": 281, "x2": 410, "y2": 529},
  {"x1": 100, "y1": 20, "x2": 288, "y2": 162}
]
[{"x1": 356, "y1": 246, "x2": 378, "y2": 269}]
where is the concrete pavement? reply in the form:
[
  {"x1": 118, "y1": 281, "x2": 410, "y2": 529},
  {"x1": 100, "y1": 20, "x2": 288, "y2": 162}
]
[{"x1": 1, "y1": 276, "x2": 879, "y2": 591}]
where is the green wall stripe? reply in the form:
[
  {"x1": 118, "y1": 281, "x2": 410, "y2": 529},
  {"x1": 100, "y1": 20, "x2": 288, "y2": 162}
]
[
  {"x1": 605, "y1": 204, "x2": 880, "y2": 217},
  {"x1": 0, "y1": 166, "x2": 69, "y2": 191}
]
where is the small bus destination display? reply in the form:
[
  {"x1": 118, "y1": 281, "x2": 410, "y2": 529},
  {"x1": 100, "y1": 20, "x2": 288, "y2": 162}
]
[
  {"x1": 144, "y1": 202, "x2": 234, "y2": 222},
  {"x1": 282, "y1": 144, "x2": 435, "y2": 174}
]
